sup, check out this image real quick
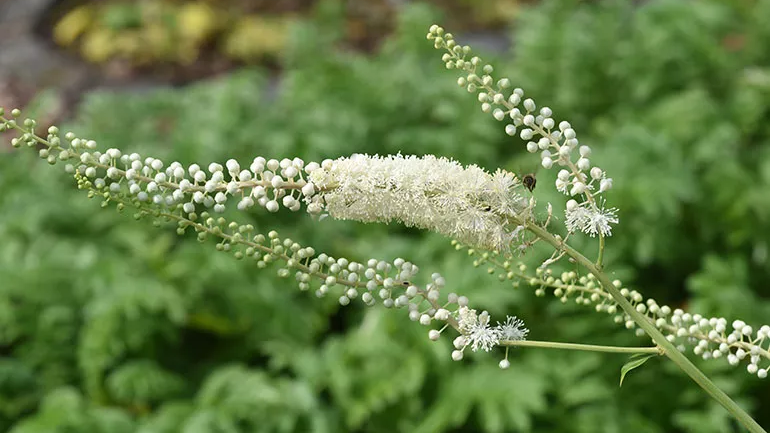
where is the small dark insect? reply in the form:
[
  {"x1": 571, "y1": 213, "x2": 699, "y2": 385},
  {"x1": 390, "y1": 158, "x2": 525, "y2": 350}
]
[
  {"x1": 522, "y1": 173, "x2": 537, "y2": 192},
  {"x1": 402, "y1": 281, "x2": 411, "y2": 286}
]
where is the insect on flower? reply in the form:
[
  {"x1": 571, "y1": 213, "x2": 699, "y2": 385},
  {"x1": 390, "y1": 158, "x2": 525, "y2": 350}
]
[{"x1": 521, "y1": 173, "x2": 537, "y2": 192}]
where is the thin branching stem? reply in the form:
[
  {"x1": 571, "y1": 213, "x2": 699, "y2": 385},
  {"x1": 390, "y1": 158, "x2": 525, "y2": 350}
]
[{"x1": 526, "y1": 222, "x2": 767, "y2": 433}]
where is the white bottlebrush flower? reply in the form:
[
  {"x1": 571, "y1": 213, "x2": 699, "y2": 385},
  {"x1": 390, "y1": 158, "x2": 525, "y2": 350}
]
[
  {"x1": 496, "y1": 316, "x2": 529, "y2": 341},
  {"x1": 584, "y1": 205, "x2": 618, "y2": 237},
  {"x1": 565, "y1": 203, "x2": 591, "y2": 234},
  {"x1": 467, "y1": 321, "x2": 500, "y2": 352},
  {"x1": 565, "y1": 201, "x2": 618, "y2": 237},
  {"x1": 309, "y1": 154, "x2": 530, "y2": 252}
]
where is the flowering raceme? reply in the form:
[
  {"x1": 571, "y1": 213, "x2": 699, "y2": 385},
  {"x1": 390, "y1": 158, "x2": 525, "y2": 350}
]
[
  {"x1": 312, "y1": 153, "x2": 531, "y2": 252},
  {"x1": 1, "y1": 21, "x2": 769, "y2": 432}
]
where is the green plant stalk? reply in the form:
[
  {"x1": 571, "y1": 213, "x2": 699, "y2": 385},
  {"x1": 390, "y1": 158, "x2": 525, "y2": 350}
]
[
  {"x1": 501, "y1": 339, "x2": 662, "y2": 354},
  {"x1": 596, "y1": 233, "x2": 605, "y2": 268},
  {"x1": 526, "y1": 222, "x2": 766, "y2": 433}
]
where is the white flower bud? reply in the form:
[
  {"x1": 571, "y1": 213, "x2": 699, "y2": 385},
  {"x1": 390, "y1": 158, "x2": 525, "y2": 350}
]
[
  {"x1": 301, "y1": 183, "x2": 315, "y2": 197},
  {"x1": 570, "y1": 182, "x2": 586, "y2": 195},
  {"x1": 577, "y1": 158, "x2": 590, "y2": 171},
  {"x1": 282, "y1": 196, "x2": 297, "y2": 208},
  {"x1": 542, "y1": 118, "x2": 555, "y2": 130},
  {"x1": 590, "y1": 167, "x2": 603, "y2": 180},
  {"x1": 499, "y1": 359, "x2": 510, "y2": 369},
  {"x1": 523, "y1": 98, "x2": 536, "y2": 112},
  {"x1": 453, "y1": 336, "x2": 467, "y2": 349},
  {"x1": 541, "y1": 157, "x2": 553, "y2": 169},
  {"x1": 558, "y1": 169, "x2": 570, "y2": 181},
  {"x1": 429, "y1": 330, "x2": 441, "y2": 341},
  {"x1": 599, "y1": 178, "x2": 613, "y2": 192},
  {"x1": 305, "y1": 161, "x2": 320, "y2": 173},
  {"x1": 435, "y1": 309, "x2": 450, "y2": 321},
  {"x1": 526, "y1": 141, "x2": 538, "y2": 153},
  {"x1": 523, "y1": 114, "x2": 535, "y2": 126},
  {"x1": 566, "y1": 199, "x2": 578, "y2": 211}
]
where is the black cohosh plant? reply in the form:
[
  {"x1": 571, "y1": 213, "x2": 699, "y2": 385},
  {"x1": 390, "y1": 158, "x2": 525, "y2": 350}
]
[{"x1": 1, "y1": 24, "x2": 768, "y2": 432}]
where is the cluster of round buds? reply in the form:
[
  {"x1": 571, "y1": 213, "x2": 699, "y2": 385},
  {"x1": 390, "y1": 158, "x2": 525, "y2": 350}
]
[
  {"x1": 427, "y1": 25, "x2": 617, "y2": 239},
  {"x1": 462, "y1": 243, "x2": 770, "y2": 378},
  {"x1": 659, "y1": 313, "x2": 770, "y2": 378},
  {"x1": 3, "y1": 114, "x2": 327, "y2": 219},
  {"x1": 477, "y1": 246, "x2": 770, "y2": 378}
]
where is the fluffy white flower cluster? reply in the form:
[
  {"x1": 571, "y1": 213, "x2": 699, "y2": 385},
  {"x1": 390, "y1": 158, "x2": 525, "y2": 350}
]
[
  {"x1": 427, "y1": 25, "x2": 617, "y2": 239},
  {"x1": 565, "y1": 198, "x2": 618, "y2": 237},
  {"x1": 310, "y1": 153, "x2": 531, "y2": 252},
  {"x1": 447, "y1": 306, "x2": 529, "y2": 362}
]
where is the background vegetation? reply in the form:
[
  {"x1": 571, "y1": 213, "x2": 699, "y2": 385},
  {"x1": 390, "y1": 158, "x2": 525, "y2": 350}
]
[{"x1": 2, "y1": 0, "x2": 770, "y2": 431}]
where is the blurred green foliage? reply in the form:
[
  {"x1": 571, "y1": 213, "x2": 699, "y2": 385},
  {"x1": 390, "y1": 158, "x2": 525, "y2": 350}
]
[{"x1": 2, "y1": 0, "x2": 770, "y2": 431}]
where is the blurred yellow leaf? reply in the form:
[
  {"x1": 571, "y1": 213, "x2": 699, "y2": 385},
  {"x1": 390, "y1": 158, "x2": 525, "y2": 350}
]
[
  {"x1": 223, "y1": 16, "x2": 293, "y2": 61},
  {"x1": 177, "y1": 2, "x2": 221, "y2": 44},
  {"x1": 114, "y1": 32, "x2": 143, "y2": 60},
  {"x1": 459, "y1": 0, "x2": 520, "y2": 25},
  {"x1": 80, "y1": 28, "x2": 116, "y2": 63},
  {"x1": 53, "y1": 6, "x2": 94, "y2": 47},
  {"x1": 143, "y1": 22, "x2": 174, "y2": 60}
]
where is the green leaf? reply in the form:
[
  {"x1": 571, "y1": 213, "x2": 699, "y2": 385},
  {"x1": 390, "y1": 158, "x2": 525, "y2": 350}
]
[{"x1": 619, "y1": 353, "x2": 658, "y2": 387}]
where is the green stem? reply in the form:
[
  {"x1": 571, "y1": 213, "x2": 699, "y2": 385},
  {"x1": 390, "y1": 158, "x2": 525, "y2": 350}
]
[
  {"x1": 501, "y1": 339, "x2": 662, "y2": 354},
  {"x1": 596, "y1": 234, "x2": 605, "y2": 269},
  {"x1": 526, "y1": 222, "x2": 766, "y2": 433}
]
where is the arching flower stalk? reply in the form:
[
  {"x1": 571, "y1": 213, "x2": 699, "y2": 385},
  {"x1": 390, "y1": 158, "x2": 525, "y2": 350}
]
[
  {"x1": 461, "y1": 243, "x2": 770, "y2": 378},
  {"x1": 0, "y1": 21, "x2": 767, "y2": 432},
  {"x1": 0, "y1": 108, "x2": 531, "y2": 366}
]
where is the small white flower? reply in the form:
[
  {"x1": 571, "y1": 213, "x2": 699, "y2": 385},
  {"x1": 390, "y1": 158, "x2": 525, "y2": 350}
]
[
  {"x1": 496, "y1": 315, "x2": 529, "y2": 341},
  {"x1": 565, "y1": 201, "x2": 618, "y2": 237},
  {"x1": 584, "y1": 205, "x2": 618, "y2": 237},
  {"x1": 599, "y1": 178, "x2": 613, "y2": 192},
  {"x1": 457, "y1": 306, "x2": 478, "y2": 333},
  {"x1": 467, "y1": 321, "x2": 500, "y2": 352}
]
